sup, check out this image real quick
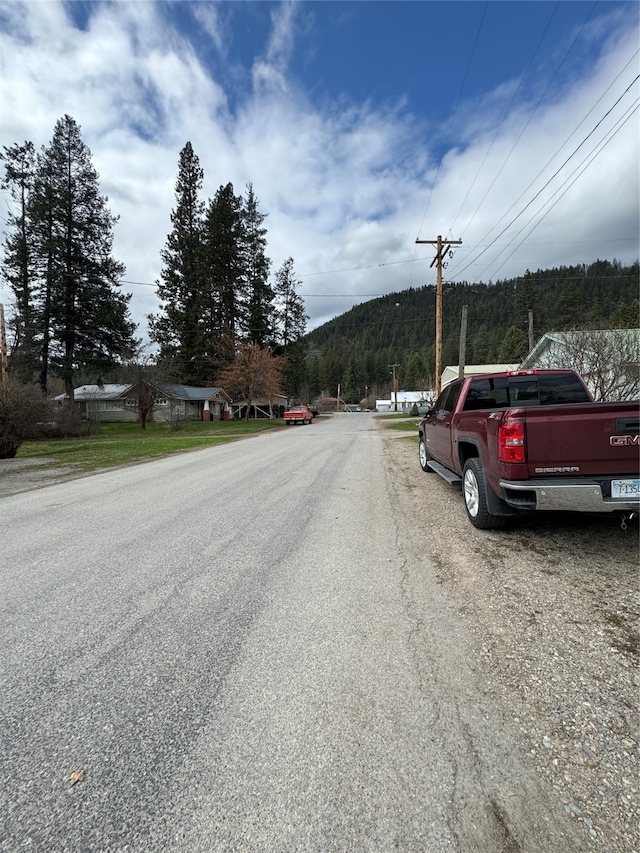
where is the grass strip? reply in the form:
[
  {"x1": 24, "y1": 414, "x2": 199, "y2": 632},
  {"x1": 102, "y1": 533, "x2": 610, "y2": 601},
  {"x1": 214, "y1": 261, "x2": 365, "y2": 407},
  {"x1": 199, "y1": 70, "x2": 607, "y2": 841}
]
[{"x1": 18, "y1": 419, "x2": 286, "y2": 472}]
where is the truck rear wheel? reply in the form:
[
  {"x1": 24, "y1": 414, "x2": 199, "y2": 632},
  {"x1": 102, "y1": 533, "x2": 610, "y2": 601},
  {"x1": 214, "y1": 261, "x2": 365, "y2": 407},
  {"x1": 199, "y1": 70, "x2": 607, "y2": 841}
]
[
  {"x1": 419, "y1": 437, "x2": 434, "y2": 472},
  {"x1": 462, "y1": 458, "x2": 505, "y2": 530}
]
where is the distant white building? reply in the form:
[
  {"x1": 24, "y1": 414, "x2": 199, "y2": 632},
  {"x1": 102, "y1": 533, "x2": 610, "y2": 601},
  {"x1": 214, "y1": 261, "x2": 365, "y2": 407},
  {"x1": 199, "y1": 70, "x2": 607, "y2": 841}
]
[{"x1": 376, "y1": 390, "x2": 433, "y2": 413}]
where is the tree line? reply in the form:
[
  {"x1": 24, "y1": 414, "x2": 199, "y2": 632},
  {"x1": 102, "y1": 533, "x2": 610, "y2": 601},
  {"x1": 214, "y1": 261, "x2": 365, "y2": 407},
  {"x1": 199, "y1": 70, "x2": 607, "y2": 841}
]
[
  {"x1": 304, "y1": 260, "x2": 639, "y2": 402},
  {"x1": 1, "y1": 118, "x2": 309, "y2": 414}
]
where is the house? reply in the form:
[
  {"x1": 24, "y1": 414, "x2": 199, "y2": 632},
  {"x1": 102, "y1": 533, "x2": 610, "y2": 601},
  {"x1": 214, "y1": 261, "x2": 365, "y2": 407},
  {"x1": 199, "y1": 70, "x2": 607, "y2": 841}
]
[
  {"x1": 54, "y1": 384, "x2": 135, "y2": 422},
  {"x1": 519, "y1": 328, "x2": 640, "y2": 401},
  {"x1": 55, "y1": 382, "x2": 231, "y2": 422},
  {"x1": 376, "y1": 391, "x2": 433, "y2": 413},
  {"x1": 157, "y1": 384, "x2": 230, "y2": 422},
  {"x1": 441, "y1": 364, "x2": 519, "y2": 389}
]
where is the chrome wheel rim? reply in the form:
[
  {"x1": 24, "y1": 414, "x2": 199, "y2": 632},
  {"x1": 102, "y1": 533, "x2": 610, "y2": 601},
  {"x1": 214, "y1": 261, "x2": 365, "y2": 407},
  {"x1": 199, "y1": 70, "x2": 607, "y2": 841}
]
[
  {"x1": 419, "y1": 441, "x2": 427, "y2": 467},
  {"x1": 464, "y1": 469, "x2": 479, "y2": 517}
]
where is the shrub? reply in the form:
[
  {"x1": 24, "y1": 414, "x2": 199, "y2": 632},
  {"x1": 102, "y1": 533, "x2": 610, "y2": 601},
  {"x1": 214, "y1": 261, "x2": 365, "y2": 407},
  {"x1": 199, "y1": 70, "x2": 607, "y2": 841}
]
[{"x1": 0, "y1": 381, "x2": 53, "y2": 458}]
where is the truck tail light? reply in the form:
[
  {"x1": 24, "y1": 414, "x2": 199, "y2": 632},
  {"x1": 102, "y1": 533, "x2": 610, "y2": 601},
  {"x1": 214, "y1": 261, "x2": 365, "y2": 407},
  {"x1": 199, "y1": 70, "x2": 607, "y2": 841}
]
[{"x1": 499, "y1": 419, "x2": 526, "y2": 463}]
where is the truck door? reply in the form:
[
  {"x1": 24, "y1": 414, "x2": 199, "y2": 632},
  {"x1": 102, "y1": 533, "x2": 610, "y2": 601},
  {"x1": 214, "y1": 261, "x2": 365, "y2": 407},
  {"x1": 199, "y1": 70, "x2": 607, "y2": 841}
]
[{"x1": 433, "y1": 381, "x2": 463, "y2": 465}]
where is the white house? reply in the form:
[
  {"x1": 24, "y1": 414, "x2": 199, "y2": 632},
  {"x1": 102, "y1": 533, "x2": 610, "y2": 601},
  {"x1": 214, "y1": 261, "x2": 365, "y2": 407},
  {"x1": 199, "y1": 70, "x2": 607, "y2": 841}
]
[{"x1": 376, "y1": 391, "x2": 433, "y2": 413}]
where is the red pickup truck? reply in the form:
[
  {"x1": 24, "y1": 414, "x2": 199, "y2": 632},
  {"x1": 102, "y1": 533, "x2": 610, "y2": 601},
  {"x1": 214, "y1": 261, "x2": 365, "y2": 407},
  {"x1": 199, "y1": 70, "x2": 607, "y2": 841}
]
[
  {"x1": 418, "y1": 369, "x2": 640, "y2": 529},
  {"x1": 284, "y1": 405, "x2": 314, "y2": 425}
]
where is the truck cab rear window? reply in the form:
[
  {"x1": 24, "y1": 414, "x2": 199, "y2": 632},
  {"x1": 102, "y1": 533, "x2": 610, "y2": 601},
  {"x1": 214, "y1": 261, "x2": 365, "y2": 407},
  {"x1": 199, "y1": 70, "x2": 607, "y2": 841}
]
[
  {"x1": 464, "y1": 374, "x2": 591, "y2": 410},
  {"x1": 537, "y1": 374, "x2": 591, "y2": 404}
]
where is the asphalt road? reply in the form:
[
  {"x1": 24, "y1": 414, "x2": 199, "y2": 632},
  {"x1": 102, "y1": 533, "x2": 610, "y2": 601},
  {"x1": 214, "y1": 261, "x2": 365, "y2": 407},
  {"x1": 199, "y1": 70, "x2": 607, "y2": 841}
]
[{"x1": 1, "y1": 413, "x2": 588, "y2": 852}]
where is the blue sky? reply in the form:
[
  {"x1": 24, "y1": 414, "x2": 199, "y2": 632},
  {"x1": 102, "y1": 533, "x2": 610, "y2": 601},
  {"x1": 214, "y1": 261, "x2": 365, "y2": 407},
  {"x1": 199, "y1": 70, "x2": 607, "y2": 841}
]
[{"x1": 1, "y1": 1, "x2": 638, "y2": 341}]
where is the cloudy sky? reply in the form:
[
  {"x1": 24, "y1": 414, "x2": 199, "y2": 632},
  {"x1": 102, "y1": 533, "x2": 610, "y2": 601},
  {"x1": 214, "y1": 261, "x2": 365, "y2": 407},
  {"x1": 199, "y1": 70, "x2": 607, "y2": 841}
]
[{"x1": 1, "y1": 0, "x2": 638, "y2": 341}]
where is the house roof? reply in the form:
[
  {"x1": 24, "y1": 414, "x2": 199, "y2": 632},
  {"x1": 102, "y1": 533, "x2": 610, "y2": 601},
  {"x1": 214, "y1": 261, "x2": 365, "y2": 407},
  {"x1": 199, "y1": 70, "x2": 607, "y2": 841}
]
[
  {"x1": 156, "y1": 384, "x2": 229, "y2": 401},
  {"x1": 54, "y1": 384, "x2": 130, "y2": 401},
  {"x1": 55, "y1": 383, "x2": 230, "y2": 402},
  {"x1": 441, "y1": 364, "x2": 519, "y2": 387}
]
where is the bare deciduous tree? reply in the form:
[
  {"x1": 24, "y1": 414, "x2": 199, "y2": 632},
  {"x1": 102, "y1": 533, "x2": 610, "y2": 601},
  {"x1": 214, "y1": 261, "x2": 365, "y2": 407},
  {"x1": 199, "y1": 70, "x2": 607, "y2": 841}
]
[
  {"x1": 534, "y1": 329, "x2": 639, "y2": 401},
  {"x1": 216, "y1": 344, "x2": 284, "y2": 420},
  {"x1": 120, "y1": 358, "x2": 170, "y2": 429}
]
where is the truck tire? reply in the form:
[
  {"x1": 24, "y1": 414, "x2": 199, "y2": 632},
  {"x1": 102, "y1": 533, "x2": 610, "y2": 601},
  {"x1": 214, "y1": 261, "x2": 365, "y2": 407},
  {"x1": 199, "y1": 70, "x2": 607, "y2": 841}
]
[
  {"x1": 462, "y1": 458, "x2": 505, "y2": 530},
  {"x1": 419, "y1": 436, "x2": 434, "y2": 472}
]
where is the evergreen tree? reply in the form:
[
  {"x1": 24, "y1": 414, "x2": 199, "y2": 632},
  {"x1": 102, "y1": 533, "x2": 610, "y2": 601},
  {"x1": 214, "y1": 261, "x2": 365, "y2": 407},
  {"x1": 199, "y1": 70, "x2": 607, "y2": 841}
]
[
  {"x1": 149, "y1": 141, "x2": 206, "y2": 384},
  {"x1": 241, "y1": 184, "x2": 273, "y2": 346},
  {"x1": 0, "y1": 142, "x2": 37, "y2": 382},
  {"x1": 470, "y1": 326, "x2": 491, "y2": 362},
  {"x1": 1, "y1": 117, "x2": 135, "y2": 396},
  {"x1": 498, "y1": 325, "x2": 528, "y2": 362},
  {"x1": 42, "y1": 116, "x2": 134, "y2": 400},
  {"x1": 201, "y1": 182, "x2": 245, "y2": 373},
  {"x1": 273, "y1": 257, "x2": 308, "y2": 397}
]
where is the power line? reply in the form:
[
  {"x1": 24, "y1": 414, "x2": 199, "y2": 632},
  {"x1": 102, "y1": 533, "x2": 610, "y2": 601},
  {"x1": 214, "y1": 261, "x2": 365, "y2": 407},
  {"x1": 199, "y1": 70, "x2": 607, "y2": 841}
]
[
  {"x1": 456, "y1": 1, "x2": 600, "y2": 244},
  {"x1": 487, "y1": 100, "x2": 640, "y2": 280},
  {"x1": 114, "y1": 235, "x2": 638, "y2": 293},
  {"x1": 449, "y1": 1, "x2": 562, "y2": 236},
  {"x1": 450, "y1": 75, "x2": 640, "y2": 282}
]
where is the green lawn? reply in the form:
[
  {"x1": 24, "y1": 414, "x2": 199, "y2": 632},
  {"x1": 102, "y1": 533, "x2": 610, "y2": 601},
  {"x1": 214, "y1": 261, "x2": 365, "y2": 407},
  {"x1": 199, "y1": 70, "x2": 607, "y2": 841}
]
[
  {"x1": 17, "y1": 419, "x2": 286, "y2": 472},
  {"x1": 379, "y1": 417, "x2": 421, "y2": 432}
]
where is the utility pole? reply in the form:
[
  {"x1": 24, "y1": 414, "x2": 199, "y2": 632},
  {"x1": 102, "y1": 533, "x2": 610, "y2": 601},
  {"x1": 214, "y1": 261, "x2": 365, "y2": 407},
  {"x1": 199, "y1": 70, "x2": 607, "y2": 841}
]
[
  {"x1": 458, "y1": 305, "x2": 468, "y2": 380},
  {"x1": 415, "y1": 235, "x2": 462, "y2": 398},
  {"x1": 0, "y1": 304, "x2": 8, "y2": 388},
  {"x1": 528, "y1": 310, "x2": 535, "y2": 353},
  {"x1": 389, "y1": 363, "x2": 399, "y2": 411}
]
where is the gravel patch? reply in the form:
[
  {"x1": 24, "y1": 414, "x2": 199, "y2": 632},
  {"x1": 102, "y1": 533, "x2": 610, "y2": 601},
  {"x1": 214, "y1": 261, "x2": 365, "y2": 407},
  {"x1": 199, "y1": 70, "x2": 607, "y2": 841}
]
[
  {"x1": 383, "y1": 430, "x2": 639, "y2": 853},
  {"x1": 0, "y1": 457, "x2": 89, "y2": 496}
]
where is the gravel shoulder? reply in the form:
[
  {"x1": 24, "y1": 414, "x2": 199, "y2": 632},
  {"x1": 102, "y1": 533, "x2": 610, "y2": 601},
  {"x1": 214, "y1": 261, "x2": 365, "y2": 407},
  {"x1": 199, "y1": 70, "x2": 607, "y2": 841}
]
[
  {"x1": 382, "y1": 429, "x2": 639, "y2": 853},
  {"x1": 0, "y1": 457, "x2": 93, "y2": 495}
]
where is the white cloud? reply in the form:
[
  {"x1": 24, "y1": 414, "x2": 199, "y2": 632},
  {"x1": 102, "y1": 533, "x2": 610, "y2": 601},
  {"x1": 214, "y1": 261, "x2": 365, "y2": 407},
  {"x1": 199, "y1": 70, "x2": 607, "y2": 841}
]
[{"x1": 0, "y1": 0, "x2": 637, "y2": 340}]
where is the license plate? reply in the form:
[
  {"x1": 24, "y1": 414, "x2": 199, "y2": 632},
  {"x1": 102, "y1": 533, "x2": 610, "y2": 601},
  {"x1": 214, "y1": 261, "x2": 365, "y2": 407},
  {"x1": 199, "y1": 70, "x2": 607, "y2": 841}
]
[{"x1": 611, "y1": 479, "x2": 640, "y2": 498}]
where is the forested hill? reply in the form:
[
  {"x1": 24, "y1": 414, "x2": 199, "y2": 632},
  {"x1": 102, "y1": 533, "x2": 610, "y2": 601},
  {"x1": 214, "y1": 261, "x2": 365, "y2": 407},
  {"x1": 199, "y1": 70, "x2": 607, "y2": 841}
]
[{"x1": 303, "y1": 260, "x2": 639, "y2": 401}]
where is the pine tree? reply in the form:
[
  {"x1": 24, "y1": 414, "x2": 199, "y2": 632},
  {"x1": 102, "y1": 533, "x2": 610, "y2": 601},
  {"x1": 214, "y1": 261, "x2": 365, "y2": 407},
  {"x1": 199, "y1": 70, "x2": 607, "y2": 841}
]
[
  {"x1": 0, "y1": 142, "x2": 37, "y2": 382},
  {"x1": 149, "y1": 141, "x2": 206, "y2": 384},
  {"x1": 201, "y1": 182, "x2": 245, "y2": 374},
  {"x1": 241, "y1": 183, "x2": 273, "y2": 346},
  {"x1": 40, "y1": 116, "x2": 134, "y2": 400},
  {"x1": 1, "y1": 117, "x2": 135, "y2": 396},
  {"x1": 274, "y1": 257, "x2": 308, "y2": 397},
  {"x1": 498, "y1": 325, "x2": 528, "y2": 362}
]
